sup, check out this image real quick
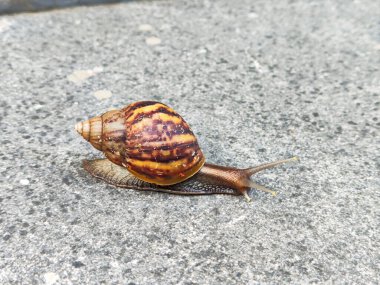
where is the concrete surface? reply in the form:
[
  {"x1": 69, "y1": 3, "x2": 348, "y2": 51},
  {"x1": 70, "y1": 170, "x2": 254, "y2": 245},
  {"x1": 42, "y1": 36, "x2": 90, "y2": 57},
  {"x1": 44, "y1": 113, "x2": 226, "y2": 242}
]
[{"x1": 0, "y1": 0, "x2": 379, "y2": 284}]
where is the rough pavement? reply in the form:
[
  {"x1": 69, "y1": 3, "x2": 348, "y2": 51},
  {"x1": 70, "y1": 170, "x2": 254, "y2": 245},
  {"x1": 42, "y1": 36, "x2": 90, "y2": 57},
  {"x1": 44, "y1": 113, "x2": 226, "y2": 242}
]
[{"x1": 0, "y1": 0, "x2": 379, "y2": 284}]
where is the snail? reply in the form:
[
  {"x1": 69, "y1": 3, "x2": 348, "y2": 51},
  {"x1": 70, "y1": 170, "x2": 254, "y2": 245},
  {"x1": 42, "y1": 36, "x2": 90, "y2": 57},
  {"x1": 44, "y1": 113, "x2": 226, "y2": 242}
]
[{"x1": 75, "y1": 101, "x2": 298, "y2": 201}]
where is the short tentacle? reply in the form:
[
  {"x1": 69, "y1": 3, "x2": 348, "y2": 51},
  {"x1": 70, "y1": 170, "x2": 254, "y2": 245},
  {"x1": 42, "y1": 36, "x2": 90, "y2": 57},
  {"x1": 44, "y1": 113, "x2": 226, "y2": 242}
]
[{"x1": 245, "y1": 181, "x2": 277, "y2": 196}]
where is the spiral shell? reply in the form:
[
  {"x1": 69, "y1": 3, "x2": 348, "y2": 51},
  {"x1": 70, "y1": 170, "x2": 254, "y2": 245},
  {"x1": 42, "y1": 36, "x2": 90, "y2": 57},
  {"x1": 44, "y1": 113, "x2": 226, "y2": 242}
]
[{"x1": 76, "y1": 101, "x2": 205, "y2": 185}]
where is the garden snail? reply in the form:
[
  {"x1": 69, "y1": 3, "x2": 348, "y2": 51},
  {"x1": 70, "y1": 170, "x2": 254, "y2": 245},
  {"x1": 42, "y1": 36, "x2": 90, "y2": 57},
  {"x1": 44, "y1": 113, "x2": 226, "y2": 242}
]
[{"x1": 76, "y1": 101, "x2": 298, "y2": 201}]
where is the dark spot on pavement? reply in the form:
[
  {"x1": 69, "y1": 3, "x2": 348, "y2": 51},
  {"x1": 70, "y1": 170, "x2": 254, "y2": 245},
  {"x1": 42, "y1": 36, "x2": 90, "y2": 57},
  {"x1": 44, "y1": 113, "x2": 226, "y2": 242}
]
[{"x1": 72, "y1": 261, "x2": 85, "y2": 268}]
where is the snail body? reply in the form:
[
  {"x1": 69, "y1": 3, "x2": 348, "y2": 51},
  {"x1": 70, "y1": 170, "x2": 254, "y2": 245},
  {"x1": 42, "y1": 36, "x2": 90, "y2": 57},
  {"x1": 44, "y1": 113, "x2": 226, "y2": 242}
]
[{"x1": 76, "y1": 101, "x2": 298, "y2": 201}]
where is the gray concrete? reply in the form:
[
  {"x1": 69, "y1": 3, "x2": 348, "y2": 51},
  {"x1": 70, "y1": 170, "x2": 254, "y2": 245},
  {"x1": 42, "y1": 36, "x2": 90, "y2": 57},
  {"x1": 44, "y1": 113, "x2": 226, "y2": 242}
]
[{"x1": 0, "y1": 0, "x2": 379, "y2": 284}]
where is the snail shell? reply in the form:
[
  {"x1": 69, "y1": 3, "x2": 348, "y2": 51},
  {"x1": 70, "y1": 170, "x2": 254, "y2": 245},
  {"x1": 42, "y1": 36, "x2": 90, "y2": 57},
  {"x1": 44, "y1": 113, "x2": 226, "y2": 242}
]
[{"x1": 76, "y1": 101, "x2": 205, "y2": 185}]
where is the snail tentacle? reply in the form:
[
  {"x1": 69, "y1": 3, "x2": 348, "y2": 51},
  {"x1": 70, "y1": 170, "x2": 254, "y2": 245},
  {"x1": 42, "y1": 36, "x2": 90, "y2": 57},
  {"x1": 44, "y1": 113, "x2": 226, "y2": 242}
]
[
  {"x1": 239, "y1": 156, "x2": 299, "y2": 199},
  {"x1": 244, "y1": 156, "x2": 299, "y2": 176}
]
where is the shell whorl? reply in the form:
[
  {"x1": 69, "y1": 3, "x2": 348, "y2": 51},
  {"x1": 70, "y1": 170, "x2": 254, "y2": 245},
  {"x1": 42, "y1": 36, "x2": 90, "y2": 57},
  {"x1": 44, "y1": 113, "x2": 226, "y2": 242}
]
[
  {"x1": 76, "y1": 101, "x2": 205, "y2": 186},
  {"x1": 75, "y1": 116, "x2": 103, "y2": 151}
]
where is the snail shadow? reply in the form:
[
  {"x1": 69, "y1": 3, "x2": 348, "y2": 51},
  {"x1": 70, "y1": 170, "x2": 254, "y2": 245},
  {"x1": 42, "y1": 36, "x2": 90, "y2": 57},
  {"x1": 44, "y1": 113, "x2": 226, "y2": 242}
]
[{"x1": 0, "y1": 0, "x2": 145, "y2": 15}]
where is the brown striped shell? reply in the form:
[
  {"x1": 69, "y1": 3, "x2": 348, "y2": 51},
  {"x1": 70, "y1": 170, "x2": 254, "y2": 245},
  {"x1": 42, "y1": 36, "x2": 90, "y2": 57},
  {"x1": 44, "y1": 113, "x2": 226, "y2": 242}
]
[{"x1": 75, "y1": 101, "x2": 205, "y2": 185}]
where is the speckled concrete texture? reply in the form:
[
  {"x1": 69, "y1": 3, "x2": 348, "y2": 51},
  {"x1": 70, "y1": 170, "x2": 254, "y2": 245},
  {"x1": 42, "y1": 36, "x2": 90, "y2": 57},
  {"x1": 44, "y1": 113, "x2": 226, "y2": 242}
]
[{"x1": 0, "y1": 0, "x2": 379, "y2": 284}]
